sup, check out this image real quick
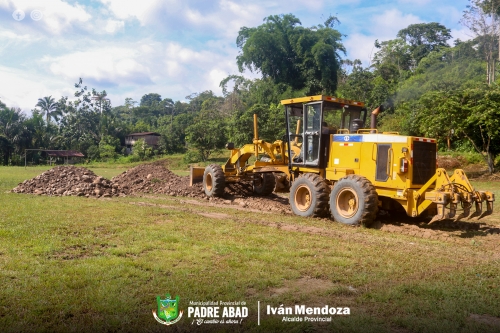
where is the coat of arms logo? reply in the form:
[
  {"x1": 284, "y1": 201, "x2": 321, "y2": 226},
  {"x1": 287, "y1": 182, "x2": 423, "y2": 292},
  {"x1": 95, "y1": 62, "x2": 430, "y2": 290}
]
[{"x1": 152, "y1": 294, "x2": 183, "y2": 325}]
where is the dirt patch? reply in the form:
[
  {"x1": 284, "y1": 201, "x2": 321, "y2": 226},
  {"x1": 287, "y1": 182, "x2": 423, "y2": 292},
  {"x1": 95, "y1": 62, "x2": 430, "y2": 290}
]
[
  {"x1": 46, "y1": 243, "x2": 109, "y2": 260},
  {"x1": 11, "y1": 165, "x2": 120, "y2": 198},
  {"x1": 469, "y1": 314, "x2": 500, "y2": 328},
  {"x1": 198, "y1": 212, "x2": 230, "y2": 219}
]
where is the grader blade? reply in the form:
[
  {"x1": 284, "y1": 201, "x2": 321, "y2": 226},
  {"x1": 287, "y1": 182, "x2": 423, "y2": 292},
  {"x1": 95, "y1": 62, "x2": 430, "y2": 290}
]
[{"x1": 190, "y1": 166, "x2": 205, "y2": 186}]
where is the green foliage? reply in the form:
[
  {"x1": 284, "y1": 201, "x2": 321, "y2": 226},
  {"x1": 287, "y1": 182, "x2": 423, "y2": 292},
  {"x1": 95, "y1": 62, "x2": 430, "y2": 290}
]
[
  {"x1": 156, "y1": 112, "x2": 192, "y2": 154},
  {"x1": 182, "y1": 149, "x2": 204, "y2": 163},
  {"x1": 35, "y1": 96, "x2": 62, "y2": 125},
  {"x1": 397, "y1": 22, "x2": 452, "y2": 64},
  {"x1": 236, "y1": 14, "x2": 345, "y2": 95},
  {"x1": 227, "y1": 103, "x2": 285, "y2": 147},
  {"x1": 131, "y1": 138, "x2": 153, "y2": 161},
  {"x1": 414, "y1": 84, "x2": 500, "y2": 172},
  {"x1": 86, "y1": 145, "x2": 100, "y2": 161},
  {"x1": 98, "y1": 135, "x2": 120, "y2": 161},
  {"x1": 139, "y1": 93, "x2": 161, "y2": 107},
  {"x1": 185, "y1": 99, "x2": 227, "y2": 161}
]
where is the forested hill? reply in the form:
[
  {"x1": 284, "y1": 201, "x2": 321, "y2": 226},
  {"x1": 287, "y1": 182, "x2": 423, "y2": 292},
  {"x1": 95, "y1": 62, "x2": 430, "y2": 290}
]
[{"x1": 1, "y1": 0, "x2": 500, "y2": 172}]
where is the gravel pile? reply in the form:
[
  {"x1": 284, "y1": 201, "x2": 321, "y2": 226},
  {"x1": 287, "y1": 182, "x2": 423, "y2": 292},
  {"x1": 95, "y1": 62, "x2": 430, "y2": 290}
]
[{"x1": 12, "y1": 165, "x2": 123, "y2": 198}]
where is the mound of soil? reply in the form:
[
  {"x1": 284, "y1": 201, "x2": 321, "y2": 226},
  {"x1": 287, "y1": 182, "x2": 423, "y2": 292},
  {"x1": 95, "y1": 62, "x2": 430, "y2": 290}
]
[
  {"x1": 437, "y1": 155, "x2": 464, "y2": 170},
  {"x1": 11, "y1": 161, "x2": 290, "y2": 213},
  {"x1": 111, "y1": 160, "x2": 205, "y2": 198},
  {"x1": 11, "y1": 165, "x2": 121, "y2": 198}
]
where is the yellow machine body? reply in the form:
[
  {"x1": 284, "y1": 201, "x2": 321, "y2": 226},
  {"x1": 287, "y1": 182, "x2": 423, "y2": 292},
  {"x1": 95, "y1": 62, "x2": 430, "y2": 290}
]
[{"x1": 191, "y1": 95, "x2": 494, "y2": 225}]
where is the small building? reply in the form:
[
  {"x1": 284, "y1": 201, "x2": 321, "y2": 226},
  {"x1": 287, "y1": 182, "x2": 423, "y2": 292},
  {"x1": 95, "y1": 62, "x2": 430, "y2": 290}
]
[
  {"x1": 125, "y1": 132, "x2": 161, "y2": 154},
  {"x1": 42, "y1": 150, "x2": 85, "y2": 165}
]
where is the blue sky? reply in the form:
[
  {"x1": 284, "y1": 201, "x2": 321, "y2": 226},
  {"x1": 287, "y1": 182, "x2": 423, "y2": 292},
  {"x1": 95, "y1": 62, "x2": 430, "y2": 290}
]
[{"x1": 0, "y1": 0, "x2": 471, "y2": 112}]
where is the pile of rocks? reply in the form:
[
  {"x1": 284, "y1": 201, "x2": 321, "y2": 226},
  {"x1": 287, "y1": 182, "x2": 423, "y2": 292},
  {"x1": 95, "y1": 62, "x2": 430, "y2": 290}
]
[{"x1": 12, "y1": 166, "x2": 123, "y2": 198}]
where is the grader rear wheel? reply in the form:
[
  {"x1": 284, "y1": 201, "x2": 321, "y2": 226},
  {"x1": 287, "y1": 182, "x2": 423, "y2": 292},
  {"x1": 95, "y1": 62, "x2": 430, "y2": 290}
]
[
  {"x1": 330, "y1": 175, "x2": 378, "y2": 226},
  {"x1": 203, "y1": 164, "x2": 225, "y2": 197},
  {"x1": 253, "y1": 173, "x2": 276, "y2": 196},
  {"x1": 289, "y1": 173, "x2": 330, "y2": 217}
]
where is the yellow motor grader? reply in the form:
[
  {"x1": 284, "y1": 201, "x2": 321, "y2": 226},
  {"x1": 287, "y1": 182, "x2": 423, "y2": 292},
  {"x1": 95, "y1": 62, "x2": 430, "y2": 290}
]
[{"x1": 190, "y1": 95, "x2": 494, "y2": 226}]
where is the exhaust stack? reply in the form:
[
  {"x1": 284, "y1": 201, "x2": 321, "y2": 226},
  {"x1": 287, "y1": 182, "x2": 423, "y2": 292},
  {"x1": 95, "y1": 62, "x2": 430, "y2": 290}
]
[{"x1": 370, "y1": 105, "x2": 384, "y2": 133}]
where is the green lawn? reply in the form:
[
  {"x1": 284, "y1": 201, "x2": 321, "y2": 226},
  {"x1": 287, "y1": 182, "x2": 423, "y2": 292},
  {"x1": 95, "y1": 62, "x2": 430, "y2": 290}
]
[{"x1": 0, "y1": 165, "x2": 499, "y2": 333}]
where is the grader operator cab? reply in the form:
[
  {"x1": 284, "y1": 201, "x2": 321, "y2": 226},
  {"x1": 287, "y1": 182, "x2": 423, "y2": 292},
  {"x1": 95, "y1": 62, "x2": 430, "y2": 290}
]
[{"x1": 190, "y1": 95, "x2": 494, "y2": 226}]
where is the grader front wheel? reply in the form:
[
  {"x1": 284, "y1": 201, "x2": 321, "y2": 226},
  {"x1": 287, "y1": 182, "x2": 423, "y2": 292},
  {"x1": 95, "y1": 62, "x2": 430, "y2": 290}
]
[
  {"x1": 203, "y1": 164, "x2": 225, "y2": 197},
  {"x1": 289, "y1": 173, "x2": 330, "y2": 217},
  {"x1": 330, "y1": 175, "x2": 378, "y2": 226}
]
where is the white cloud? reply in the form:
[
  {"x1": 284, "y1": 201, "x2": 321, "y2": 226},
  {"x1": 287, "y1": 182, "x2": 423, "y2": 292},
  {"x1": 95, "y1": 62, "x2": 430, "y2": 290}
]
[
  {"x1": 0, "y1": 65, "x2": 74, "y2": 112},
  {"x1": 368, "y1": 9, "x2": 422, "y2": 37},
  {"x1": 0, "y1": 29, "x2": 35, "y2": 42},
  {"x1": 344, "y1": 33, "x2": 378, "y2": 65},
  {"x1": 0, "y1": 0, "x2": 92, "y2": 35},
  {"x1": 99, "y1": 0, "x2": 264, "y2": 40},
  {"x1": 344, "y1": 9, "x2": 422, "y2": 64},
  {"x1": 42, "y1": 46, "x2": 153, "y2": 85},
  {"x1": 98, "y1": 0, "x2": 164, "y2": 25},
  {"x1": 450, "y1": 27, "x2": 473, "y2": 43},
  {"x1": 33, "y1": 38, "x2": 239, "y2": 105},
  {"x1": 163, "y1": 41, "x2": 238, "y2": 90},
  {"x1": 104, "y1": 19, "x2": 124, "y2": 34}
]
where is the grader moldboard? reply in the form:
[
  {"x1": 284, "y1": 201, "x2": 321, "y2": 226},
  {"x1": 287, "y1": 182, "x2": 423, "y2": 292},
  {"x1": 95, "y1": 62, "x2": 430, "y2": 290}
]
[{"x1": 190, "y1": 95, "x2": 494, "y2": 226}]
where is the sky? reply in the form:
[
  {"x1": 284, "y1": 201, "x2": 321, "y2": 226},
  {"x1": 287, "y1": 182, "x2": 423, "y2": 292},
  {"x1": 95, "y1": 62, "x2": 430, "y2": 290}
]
[{"x1": 0, "y1": 0, "x2": 472, "y2": 112}]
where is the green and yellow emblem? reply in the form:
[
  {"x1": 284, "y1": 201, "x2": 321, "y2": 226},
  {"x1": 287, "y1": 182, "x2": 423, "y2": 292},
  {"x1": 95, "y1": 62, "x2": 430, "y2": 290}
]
[{"x1": 152, "y1": 294, "x2": 183, "y2": 325}]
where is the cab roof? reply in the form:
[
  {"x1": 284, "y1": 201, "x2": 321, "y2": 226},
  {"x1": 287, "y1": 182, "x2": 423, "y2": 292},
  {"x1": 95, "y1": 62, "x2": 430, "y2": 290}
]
[{"x1": 280, "y1": 95, "x2": 365, "y2": 108}]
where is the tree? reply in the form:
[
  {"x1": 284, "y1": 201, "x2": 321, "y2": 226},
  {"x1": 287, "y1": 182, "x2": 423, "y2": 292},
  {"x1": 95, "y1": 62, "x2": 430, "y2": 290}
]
[
  {"x1": 132, "y1": 138, "x2": 153, "y2": 161},
  {"x1": 236, "y1": 14, "x2": 345, "y2": 95},
  {"x1": 140, "y1": 93, "x2": 162, "y2": 107},
  {"x1": 461, "y1": 0, "x2": 500, "y2": 84},
  {"x1": 0, "y1": 106, "x2": 31, "y2": 164},
  {"x1": 36, "y1": 96, "x2": 62, "y2": 125},
  {"x1": 397, "y1": 22, "x2": 452, "y2": 64},
  {"x1": 416, "y1": 85, "x2": 500, "y2": 173},
  {"x1": 185, "y1": 98, "x2": 227, "y2": 161}
]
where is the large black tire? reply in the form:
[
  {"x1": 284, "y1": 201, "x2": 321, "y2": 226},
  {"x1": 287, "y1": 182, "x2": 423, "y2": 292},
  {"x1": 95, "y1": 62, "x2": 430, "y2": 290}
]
[
  {"x1": 203, "y1": 164, "x2": 225, "y2": 197},
  {"x1": 289, "y1": 173, "x2": 330, "y2": 217},
  {"x1": 329, "y1": 175, "x2": 378, "y2": 226},
  {"x1": 253, "y1": 173, "x2": 276, "y2": 196}
]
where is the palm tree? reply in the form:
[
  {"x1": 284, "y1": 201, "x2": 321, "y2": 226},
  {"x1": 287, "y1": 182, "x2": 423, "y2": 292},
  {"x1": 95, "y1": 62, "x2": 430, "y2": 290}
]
[{"x1": 36, "y1": 96, "x2": 62, "y2": 125}]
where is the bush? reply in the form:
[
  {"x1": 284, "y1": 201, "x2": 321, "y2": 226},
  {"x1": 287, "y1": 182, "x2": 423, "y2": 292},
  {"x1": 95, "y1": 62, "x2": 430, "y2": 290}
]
[
  {"x1": 87, "y1": 145, "x2": 100, "y2": 160},
  {"x1": 132, "y1": 138, "x2": 153, "y2": 161},
  {"x1": 183, "y1": 150, "x2": 203, "y2": 163},
  {"x1": 99, "y1": 144, "x2": 117, "y2": 161}
]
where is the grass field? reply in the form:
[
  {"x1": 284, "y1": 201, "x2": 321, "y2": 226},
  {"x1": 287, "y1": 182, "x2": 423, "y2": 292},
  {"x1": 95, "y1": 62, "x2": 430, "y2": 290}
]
[{"x1": 0, "y1": 164, "x2": 499, "y2": 333}]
